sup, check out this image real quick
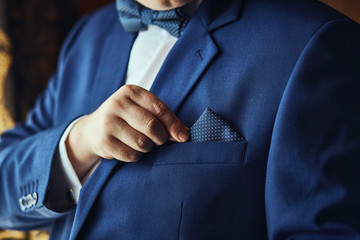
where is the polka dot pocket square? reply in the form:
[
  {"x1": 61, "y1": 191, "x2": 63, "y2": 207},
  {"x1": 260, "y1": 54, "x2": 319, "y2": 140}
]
[{"x1": 189, "y1": 107, "x2": 245, "y2": 142}]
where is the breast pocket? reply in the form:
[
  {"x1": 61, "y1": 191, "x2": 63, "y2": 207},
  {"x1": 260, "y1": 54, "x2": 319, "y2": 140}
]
[{"x1": 151, "y1": 140, "x2": 247, "y2": 166}]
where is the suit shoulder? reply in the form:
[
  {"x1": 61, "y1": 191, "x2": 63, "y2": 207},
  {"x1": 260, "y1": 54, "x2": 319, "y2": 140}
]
[
  {"x1": 59, "y1": 2, "x2": 122, "y2": 59},
  {"x1": 76, "y1": 2, "x2": 119, "y2": 37},
  {"x1": 314, "y1": 19, "x2": 360, "y2": 65},
  {"x1": 84, "y1": 2, "x2": 118, "y2": 29},
  {"x1": 247, "y1": 0, "x2": 355, "y2": 34},
  {"x1": 236, "y1": 0, "x2": 359, "y2": 53}
]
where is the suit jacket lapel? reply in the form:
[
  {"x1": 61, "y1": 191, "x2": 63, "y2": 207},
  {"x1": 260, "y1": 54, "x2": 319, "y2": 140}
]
[
  {"x1": 196, "y1": 0, "x2": 243, "y2": 32},
  {"x1": 150, "y1": 0, "x2": 244, "y2": 114}
]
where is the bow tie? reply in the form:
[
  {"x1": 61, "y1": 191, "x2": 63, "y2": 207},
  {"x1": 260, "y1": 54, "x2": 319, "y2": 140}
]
[{"x1": 116, "y1": 0, "x2": 189, "y2": 38}]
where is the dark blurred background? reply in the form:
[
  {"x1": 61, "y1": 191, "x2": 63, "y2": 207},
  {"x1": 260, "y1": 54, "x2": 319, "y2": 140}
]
[{"x1": 1, "y1": 0, "x2": 112, "y2": 122}]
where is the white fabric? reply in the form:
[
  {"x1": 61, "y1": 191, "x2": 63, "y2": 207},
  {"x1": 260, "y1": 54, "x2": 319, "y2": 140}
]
[
  {"x1": 56, "y1": 25, "x2": 178, "y2": 203},
  {"x1": 57, "y1": 118, "x2": 84, "y2": 202},
  {"x1": 126, "y1": 25, "x2": 178, "y2": 90}
]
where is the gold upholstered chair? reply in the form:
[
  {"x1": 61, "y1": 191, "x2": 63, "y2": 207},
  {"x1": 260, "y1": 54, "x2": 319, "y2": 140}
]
[{"x1": 0, "y1": 28, "x2": 14, "y2": 133}]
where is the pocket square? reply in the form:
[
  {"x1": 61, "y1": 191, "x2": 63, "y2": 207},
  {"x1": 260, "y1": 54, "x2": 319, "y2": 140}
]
[{"x1": 189, "y1": 107, "x2": 244, "y2": 142}]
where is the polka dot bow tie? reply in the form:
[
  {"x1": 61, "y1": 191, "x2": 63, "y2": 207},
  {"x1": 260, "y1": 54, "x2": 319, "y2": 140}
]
[
  {"x1": 116, "y1": 0, "x2": 189, "y2": 38},
  {"x1": 189, "y1": 108, "x2": 244, "y2": 142}
]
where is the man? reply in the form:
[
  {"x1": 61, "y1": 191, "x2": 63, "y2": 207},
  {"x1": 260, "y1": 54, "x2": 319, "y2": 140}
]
[{"x1": 1, "y1": 0, "x2": 360, "y2": 239}]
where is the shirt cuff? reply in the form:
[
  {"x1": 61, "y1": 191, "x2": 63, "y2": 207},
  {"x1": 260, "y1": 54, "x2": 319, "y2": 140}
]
[{"x1": 58, "y1": 117, "x2": 84, "y2": 203}]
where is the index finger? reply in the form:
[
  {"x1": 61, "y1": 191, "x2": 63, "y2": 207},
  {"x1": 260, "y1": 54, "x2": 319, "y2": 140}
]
[{"x1": 120, "y1": 85, "x2": 189, "y2": 142}]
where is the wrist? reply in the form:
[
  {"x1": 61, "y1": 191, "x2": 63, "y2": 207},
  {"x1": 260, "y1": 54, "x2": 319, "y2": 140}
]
[{"x1": 66, "y1": 117, "x2": 99, "y2": 180}]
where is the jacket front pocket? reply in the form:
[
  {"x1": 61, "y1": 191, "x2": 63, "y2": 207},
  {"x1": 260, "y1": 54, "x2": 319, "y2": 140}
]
[{"x1": 150, "y1": 141, "x2": 247, "y2": 166}]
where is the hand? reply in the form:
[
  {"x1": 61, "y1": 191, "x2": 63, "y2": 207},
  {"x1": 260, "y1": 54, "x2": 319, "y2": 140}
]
[{"x1": 65, "y1": 85, "x2": 189, "y2": 180}]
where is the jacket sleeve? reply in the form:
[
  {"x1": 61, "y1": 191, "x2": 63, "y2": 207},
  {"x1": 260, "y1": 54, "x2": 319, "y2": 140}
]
[
  {"x1": 266, "y1": 19, "x2": 360, "y2": 239},
  {"x1": 0, "y1": 14, "x2": 91, "y2": 230}
]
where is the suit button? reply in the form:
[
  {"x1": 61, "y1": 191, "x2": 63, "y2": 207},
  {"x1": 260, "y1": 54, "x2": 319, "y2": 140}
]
[
  {"x1": 18, "y1": 192, "x2": 38, "y2": 211},
  {"x1": 26, "y1": 194, "x2": 33, "y2": 208},
  {"x1": 32, "y1": 192, "x2": 38, "y2": 206},
  {"x1": 18, "y1": 196, "x2": 26, "y2": 211}
]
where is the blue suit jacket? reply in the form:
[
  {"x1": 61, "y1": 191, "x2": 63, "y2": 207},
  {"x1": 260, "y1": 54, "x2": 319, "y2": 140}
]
[{"x1": 1, "y1": 0, "x2": 360, "y2": 239}]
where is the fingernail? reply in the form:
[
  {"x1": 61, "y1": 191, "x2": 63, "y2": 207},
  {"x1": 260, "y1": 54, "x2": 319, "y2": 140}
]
[{"x1": 178, "y1": 130, "x2": 189, "y2": 142}]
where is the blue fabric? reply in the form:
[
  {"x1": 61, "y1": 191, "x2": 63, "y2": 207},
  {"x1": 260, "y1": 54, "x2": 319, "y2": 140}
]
[
  {"x1": 116, "y1": 0, "x2": 188, "y2": 37},
  {"x1": 1, "y1": 0, "x2": 360, "y2": 239},
  {"x1": 189, "y1": 107, "x2": 245, "y2": 142}
]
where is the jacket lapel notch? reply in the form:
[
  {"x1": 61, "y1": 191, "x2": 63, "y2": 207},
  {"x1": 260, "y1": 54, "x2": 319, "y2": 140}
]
[
  {"x1": 197, "y1": 0, "x2": 244, "y2": 32},
  {"x1": 150, "y1": 15, "x2": 219, "y2": 114}
]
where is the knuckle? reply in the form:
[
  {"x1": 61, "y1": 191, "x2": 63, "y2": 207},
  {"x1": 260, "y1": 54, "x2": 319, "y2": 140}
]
[
  {"x1": 102, "y1": 116, "x2": 113, "y2": 130},
  {"x1": 125, "y1": 151, "x2": 142, "y2": 162},
  {"x1": 120, "y1": 84, "x2": 133, "y2": 93},
  {"x1": 136, "y1": 137, "x2": 153, "y2": 152},
  {"x1": 100, "y1": 137, "x2": 115, "y2": 159},
  {"x1": 123, "y1": 84, "x2": 141, "y2": 98},
  {"x1": 145, "y1": 118, "x2": 159, "y2": 134},
  {"x1": 157, "y1": 137, "x2": 168, "y2": 146},
  {"x1": 108, "y1": 99, "x2": 124, "y2": 112},
  {"x1": 145, "y1": 118, "x2": 168, "y2": 145},
  {"x1": 168, "y1": 120, "x2": 179, "y2": 134},
  {"x1": 152, "y1": 101, "x2": 167, "y2": 117},
  {"x1": 100, "y1": 135, "x2": 113, "y2": 149}
]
